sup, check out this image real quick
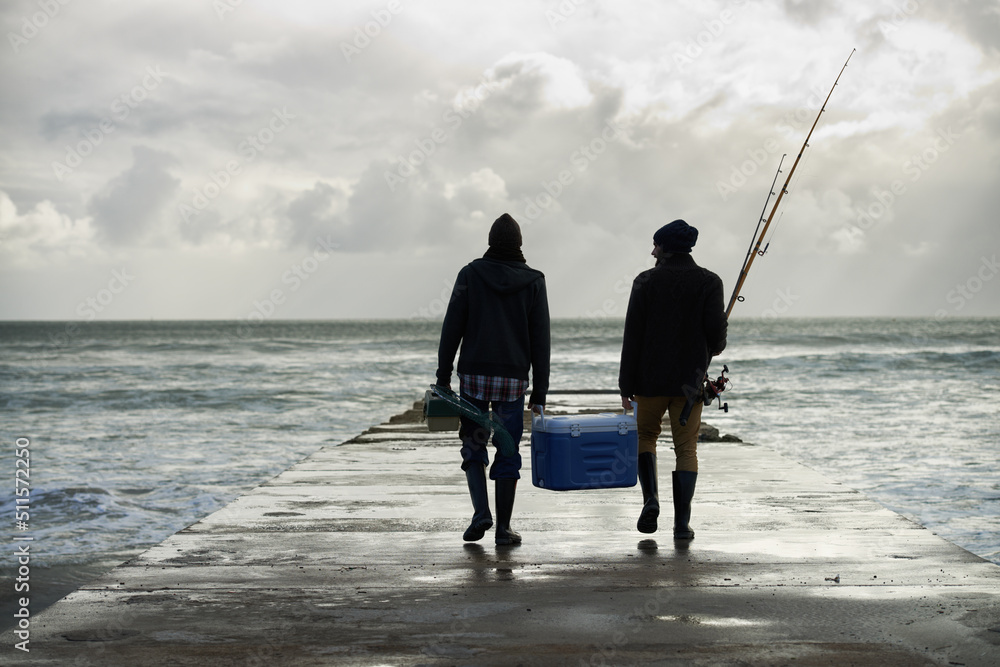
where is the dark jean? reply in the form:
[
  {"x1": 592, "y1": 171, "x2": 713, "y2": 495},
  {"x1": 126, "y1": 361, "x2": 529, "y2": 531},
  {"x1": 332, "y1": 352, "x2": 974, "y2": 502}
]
[{"x1": 458, "y1": 394, "x2": 524, "y2": 480}]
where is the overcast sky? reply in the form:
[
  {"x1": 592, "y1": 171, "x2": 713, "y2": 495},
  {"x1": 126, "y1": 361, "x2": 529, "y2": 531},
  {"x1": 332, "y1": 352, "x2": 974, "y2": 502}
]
[{"x1": 2, "y1": 0, "x2": 998, "y2": 321}]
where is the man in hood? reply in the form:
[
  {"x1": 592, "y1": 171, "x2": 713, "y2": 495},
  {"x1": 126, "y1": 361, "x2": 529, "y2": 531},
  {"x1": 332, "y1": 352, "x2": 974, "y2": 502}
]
[
  {"x1": 436, "y1": 213, "x2": 550, "y2": 546},
  {"x1": 618, "y1": 219, "x2": 728, "y2": 540}
]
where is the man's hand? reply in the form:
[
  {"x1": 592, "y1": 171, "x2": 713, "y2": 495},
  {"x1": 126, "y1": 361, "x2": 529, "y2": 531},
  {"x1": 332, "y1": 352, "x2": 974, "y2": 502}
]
[
  {"x1": 621, "y1": 395, "x2": 634, "y2": 412},
  {"x1": 528, "y1": 403, "x2": 543, "y2": 415}
]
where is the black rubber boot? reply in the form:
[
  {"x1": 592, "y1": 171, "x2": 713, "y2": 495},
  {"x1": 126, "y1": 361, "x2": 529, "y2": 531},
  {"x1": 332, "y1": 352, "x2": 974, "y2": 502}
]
[
  {"x1": 672, "y1": 470, "x2": 698, "y2": 540},
  {"x1": 636, "y1": 452, "x2": 659, "y2": 534},
  {"x1": 494, "y1": 478, "x2": 522, "y2": 545},
  {"x1": 462, "y1": 464, "x2": 493, "y2": 542}
]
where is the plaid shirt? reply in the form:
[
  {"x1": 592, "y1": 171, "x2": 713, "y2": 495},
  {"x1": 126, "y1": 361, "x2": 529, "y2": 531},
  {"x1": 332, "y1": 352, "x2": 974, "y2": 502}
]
[{"x1": 458, "y1": 374, "x2": 529, "y2": 403}]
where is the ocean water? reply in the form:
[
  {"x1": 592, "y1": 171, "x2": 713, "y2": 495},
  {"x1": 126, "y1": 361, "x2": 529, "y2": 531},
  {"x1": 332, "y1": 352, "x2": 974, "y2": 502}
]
[{"x1": 1, "y1": 318, "x2": 998, "y2": 622}]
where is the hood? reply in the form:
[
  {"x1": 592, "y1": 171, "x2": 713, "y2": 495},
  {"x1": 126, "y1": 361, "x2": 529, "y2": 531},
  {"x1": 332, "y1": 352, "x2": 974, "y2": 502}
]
[{"x1": 468, "y1": 258, "x2": 543, "y2": 295}]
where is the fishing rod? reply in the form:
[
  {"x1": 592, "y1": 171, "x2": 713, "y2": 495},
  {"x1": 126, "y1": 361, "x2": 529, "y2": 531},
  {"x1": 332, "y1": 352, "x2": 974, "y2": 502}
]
[
  {"x1": 679, "y1": 49, "x2": 855, "y2": 426},
  {"x1": 725, "y1": 48, "x2": 855, "y2": 317},
  {"x1": 740, "y1": 153, "x2": 786, "y2": 268}
]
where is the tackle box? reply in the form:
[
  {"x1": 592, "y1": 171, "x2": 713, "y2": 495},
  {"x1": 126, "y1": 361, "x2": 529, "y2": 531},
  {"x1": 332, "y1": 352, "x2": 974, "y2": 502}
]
[
  {"x1": 423, "y1": 389, "x2": 461, "y2": 432},
  {"x1": 530, "y1": 407, "x2": 638, "y2": 491}
]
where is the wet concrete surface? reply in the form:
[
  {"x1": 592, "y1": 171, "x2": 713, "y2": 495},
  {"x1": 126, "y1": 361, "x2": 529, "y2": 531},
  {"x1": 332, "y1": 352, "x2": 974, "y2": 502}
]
[{"x1": 4, "y1": 393, "x2": 1000, "y2": 665}]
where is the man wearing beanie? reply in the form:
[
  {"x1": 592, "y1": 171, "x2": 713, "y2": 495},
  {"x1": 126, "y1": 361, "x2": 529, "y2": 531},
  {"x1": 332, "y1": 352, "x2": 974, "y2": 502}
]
[
  {"x1": 436, "y1": 213, "x2": 550, "y2": 546},
  {"x1": 618, "y1": 219, "x2": 728, "y2": 540}
]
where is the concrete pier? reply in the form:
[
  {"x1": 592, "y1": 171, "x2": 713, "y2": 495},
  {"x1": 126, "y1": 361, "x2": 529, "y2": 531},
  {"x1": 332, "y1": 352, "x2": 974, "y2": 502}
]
[{"x1": 5, "y1": 393, "x2": 1000, "y2": 665}]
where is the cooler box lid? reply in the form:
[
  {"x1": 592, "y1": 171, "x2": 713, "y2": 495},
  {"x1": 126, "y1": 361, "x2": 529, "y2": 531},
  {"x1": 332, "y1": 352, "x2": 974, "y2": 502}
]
[{"x1": 532, "y1": 409, "x2": 636, "y2": 436}]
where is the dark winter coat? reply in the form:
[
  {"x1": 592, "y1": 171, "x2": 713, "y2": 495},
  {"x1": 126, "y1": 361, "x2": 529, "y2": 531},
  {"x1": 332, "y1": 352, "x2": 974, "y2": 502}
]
[
  {"x1": 618, "y1": 253, "x2": 728, "y2": 398},
  {"x1": 436, "y1": 257, "x2": 550, "y2": 406}
]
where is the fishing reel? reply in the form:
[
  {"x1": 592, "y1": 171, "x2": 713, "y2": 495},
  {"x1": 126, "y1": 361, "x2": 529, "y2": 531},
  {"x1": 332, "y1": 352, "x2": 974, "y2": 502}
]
[
  {"x1": 678, "y1": 364, "x2": 731, "y2": 426},
  {"x1": 702, "y1": 364, "x2": 731, "y2": 413}
]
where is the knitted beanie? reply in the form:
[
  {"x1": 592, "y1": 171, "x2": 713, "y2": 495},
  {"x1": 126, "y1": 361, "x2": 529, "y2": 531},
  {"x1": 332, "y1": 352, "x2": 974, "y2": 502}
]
[
  {"x1": 488, "y1": 213, "x2": 523, "y2": 248},
  {"x1": 653, "y1": 219, "x2": 698, "y2": 253}
]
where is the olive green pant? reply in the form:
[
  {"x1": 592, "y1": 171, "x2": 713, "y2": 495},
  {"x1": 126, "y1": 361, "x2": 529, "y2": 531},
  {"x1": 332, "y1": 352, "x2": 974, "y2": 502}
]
[{"x1": 635, "y1": 395, "x2": 701, "y2": 472}]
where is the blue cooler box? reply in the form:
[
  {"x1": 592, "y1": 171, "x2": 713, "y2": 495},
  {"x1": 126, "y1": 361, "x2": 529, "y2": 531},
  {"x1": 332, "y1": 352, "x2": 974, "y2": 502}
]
[{"x1": 530, "y1": 408, "x2": 638, "y2": 490}]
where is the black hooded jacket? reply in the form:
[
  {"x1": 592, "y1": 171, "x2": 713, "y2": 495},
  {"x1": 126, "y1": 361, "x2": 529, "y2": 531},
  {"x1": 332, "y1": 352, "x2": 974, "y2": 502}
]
[
  {"x1": 618, "y1": 253, "x2": 728, "y2": 398},
  {"x1": 436, "y1": 257, "x2": 550, "y2": 406}
]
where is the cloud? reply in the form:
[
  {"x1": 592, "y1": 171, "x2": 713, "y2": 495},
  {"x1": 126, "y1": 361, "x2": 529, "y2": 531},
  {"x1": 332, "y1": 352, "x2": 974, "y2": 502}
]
[
  {"x1": 283, "y1": 181, "x2": 345, "y2": 247},
  {"x1": 781, "y1": 0, "x2": 838, "y2": 26},
  {"x1": 487, "y1": 52, "x2": 594, "y2": 111},
  {"x1": 87, "y1": 146, "x2": 180, "y2": 245},
  {"x1": 1, "y1": 1, "x2": 998, "y2": 318},
  {"x1": 924, "y1": 0, "x2": 1000, "y2": 57},
  {"x1": 338, "y1": 160, "x2": 503, "y2": 253},
  {"x1": 0, "y1": 192, "x2": 94, "y2": 268}
]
